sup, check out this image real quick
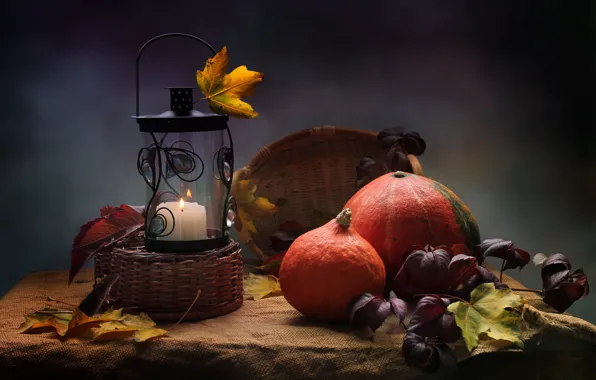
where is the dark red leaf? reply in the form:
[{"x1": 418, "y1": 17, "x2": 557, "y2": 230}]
[
  {"x1": 403, "y1": 333, "x2": 456, "y2": 372},
  {"x1": 407, "y1": 296, "x2": 461, "y2": 343},
  {"x1": 541, "y1": 254, "x2": 590, "y2": 312},
  {"x1": 386, "y1": 145, "x2": 412, "y2": 173},
  {"x1": 356, "y1": 156, "x2": 379, "y2": 189},
  {"x1": 389, "y1": 291, "x2": 408, "y2": 326},
  {"x1": 391, "y1": 246, "x2": 451, "y2": 298},
  {"x1": 78, "y1": 274, "x2": 120, "y2": 316},
  {"x1": 349, "y1": 293, "x2": 392, "y2": 332},
  {"x1": 70, "y1": 205, "x2": 144, "y2": 284},
  {"x1": 448, "y1": 254, "x2": 478, "y2": 289},
  {"x1": 100, "y1": 206, "x2": 121, "y2": 217},
  {"x1": 457, "y1": 266, "x2": 509, "y2": 301},
  {"x1": 378, "y1": 128, "x2": 427, "y2": 156},
  {"x1": 476, "y1": 238, "x2": 530, "y2": 271}
]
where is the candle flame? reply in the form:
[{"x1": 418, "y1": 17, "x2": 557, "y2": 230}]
[
  {"x1": 186, "y1": 189, "x2": 192, "y2": 199},
  {"x1": 179, "y1": 198, "x2": 184, "y2": 211}
]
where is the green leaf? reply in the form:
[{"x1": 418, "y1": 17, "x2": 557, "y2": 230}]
[{"x1": 447, "y1": 283, "x2": 526, "y2": 352}]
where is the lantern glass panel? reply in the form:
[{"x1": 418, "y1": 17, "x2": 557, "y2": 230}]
[{"x1": 139, "y1": 129, "x2": 233, "y2": 252}]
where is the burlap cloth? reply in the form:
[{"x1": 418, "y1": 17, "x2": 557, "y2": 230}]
[{"x1": 0, "y1": 269, "x2": 594, "y2": 380}]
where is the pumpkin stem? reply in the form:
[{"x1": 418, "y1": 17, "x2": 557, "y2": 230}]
[
  {"x1": 335, "y1": 209, "x2": 352, "y2": 227},
  {"x1": 393, "y1": 171, "x2": 407, "y2": 178}
]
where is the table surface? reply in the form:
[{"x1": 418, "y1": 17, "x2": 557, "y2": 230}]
[{"x1": 0, "y1": 268, "x2": 594, "y2": 380}]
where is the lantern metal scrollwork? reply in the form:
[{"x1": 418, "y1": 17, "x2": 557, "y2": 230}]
[{"x1": 133, "y1": 33, "x2": 236, "y2": 253}]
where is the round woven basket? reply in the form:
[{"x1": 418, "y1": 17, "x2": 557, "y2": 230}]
[
  {"x1": 233, "y1": 125, "x2": 422, "y2": 262},
  {"x1": 94, "y1": 233, "x2": 243, "y2": 322}
]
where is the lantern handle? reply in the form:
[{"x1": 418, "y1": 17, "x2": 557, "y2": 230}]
[{"x1": 136, "y1": 33, "x2": 217, "y2": 117}]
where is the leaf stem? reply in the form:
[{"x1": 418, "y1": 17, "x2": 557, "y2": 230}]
[
  {"x1": 47, "y1": 297, "x2": 78, "y2": 308},
  {"x1": 414, "y1": 293, "x2": 469, "y2": 305},
  {"x1": 166, "y1": 288, "x2": 202, "y2": 332},
  {"x1": 500, "y1": 260, "x2": 506, "y2": 282},
  {"x1": 509, "y1": 287, "x2": 543, "y2": 294}
]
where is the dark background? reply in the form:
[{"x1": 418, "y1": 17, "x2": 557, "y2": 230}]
[{"x1": 1, "y1": 0, "x2": 595, "y2": 322}]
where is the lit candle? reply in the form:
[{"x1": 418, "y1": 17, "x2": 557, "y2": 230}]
[{"x1": 155, "y1": 190, "x2": 207, "y2": 241}]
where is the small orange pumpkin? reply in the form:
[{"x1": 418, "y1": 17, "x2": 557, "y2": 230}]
[{"x1": 279, "y1": 208, "x2": 386, "y2": 322}]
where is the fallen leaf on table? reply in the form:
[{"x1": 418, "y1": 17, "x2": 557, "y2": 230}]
[
  {"x1": 244, "y1": 273, "x2": 283, "y2": 300},
  {"x1": 91, "y1": 313, "x2": 167, "y2": 342},
  {"x1": 70, "y1": 204, "x2": 144, "y2": 284},
  {"x1": 91, "y1": 321, "x2": 137, "y2": 341},
  {"x1": 19, "y1": 280, "x2": 167, "y2": 342},
  {"x1": 18, "y1": 308, "x2": 73, "y2": 336},
  {"x1": 68, "y1": 307, "x2": 124, "y2": 331},
  {"x1": 196, "y1": 46, "x2": 264, "y2": 119},
  {"x1": 447, "y1": 282, "x2": 526, "y2": 352}
]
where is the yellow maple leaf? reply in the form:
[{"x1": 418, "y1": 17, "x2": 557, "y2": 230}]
[
  {"x1": 90, "y1": 313, "x2": 167, "y2": 342},
  {"x1": 244, "y1": 273, "x2": 283, "y2": 300},
  {"x1": 231, "y1": 173, "x2": 278, "y2": 244},
  {"x1": 196, "y1": 46, "x2": 263, "y2": 119},
  {"x1": 18, "y1": 309, "x2": 73, "y2": 337},
  {"x1": 68, "y1": 307, "x2": 124, "y2": 331}
]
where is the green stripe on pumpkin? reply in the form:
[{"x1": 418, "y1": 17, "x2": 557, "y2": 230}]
[{"x1": 433, "y1": 183, "x2": 481, "y2": 251}]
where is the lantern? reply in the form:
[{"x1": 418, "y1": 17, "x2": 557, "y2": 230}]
[{"x1": 134, "y1": 33, "x2": 235, "y2": 253}]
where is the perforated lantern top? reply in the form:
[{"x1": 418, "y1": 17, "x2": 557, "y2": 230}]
[{"x1": 133, "y1": 87, "x2": 229, "y2": 132}]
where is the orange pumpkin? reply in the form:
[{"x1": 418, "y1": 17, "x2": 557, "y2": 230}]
[
  {"x1": 345, "y1": 171, "x2": 481, "y2": 283},
  {"x1": 279, "y1": 209, "x2": 386, "y2": 322}
]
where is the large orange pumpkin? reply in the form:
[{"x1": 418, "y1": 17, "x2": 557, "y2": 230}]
[
  {"x1": 279, "y1": 209, "x2": 386, "y2": 322},
  {"x1": 345, "y1": 171, "x2": 481, "y2": 282}
]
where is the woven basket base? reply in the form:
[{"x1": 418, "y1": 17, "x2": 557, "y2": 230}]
[{"x1": 95, "y1": 237, "x2": 244, "y2": 322}]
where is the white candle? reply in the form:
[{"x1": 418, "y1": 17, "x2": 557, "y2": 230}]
[{"x1": 155, "y1": 199, "x2": 207, "y2": 241}]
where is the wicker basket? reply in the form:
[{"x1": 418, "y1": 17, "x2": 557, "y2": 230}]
[
  {"x1": 233, "y1": 125, "x2": 420, "y2": 262},
  {"x1": 94, "y1": 233, "x2": 244, "y2": 322}
]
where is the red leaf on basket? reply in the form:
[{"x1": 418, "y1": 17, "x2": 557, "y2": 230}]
[
  {"x1": 69, "y1": 205, "x2": 144, "y2": 285},
  {"x1": 100, "y1": 205, "x2": 121, "y2": 217}
]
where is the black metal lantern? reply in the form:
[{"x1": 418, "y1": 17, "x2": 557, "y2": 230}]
[{"x1": 134, "y1": 33, "x2": 236, "y2": 253}]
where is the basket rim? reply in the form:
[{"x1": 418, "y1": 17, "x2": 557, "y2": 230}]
[{"x1": 244, "y1": 126, "x2": 378, "y2": 175}]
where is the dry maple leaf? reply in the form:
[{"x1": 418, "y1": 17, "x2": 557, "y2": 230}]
[
  {"x1": 231, "y1": 173, "x2": 278, "y2": 243},
  {"x1": 447, "y1": 282, "x2": 526, "y2": 351},
  {"x1": 91, "y1": 313, "x2": 167, "y2": 342},
  {"x1": 244, "y1": 273, "x2": 283, "y2": 300},
  {"x1": 196, "y1": 46, "x2": 264, "y2": 119},
  {"x1": 18, "y1": 308, "x2": 73, "y2": 337}
]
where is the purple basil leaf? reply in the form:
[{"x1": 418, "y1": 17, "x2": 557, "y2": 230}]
[
  {"x1": 403, "y1": 333, "x2": 438, "y2": 371},
  {"x1": 435, "y1": 313, "x2": 462, "y2": 343},
  {"x1": 448, "y1": 254, "x2": 478, "y2": 289},
  {"x1": 356, "y1": 156, "x2": 378, "y2": 189},
  {"x1": 349, "y1": 293, "x2": 392, "y2": 332},
  {"x1": 457, "y1": 266, "x2": 504, "y2": 300},
  {"x1": 392, "y1": 246, "x2": 451, "y2": 298},
  {"x1": 386, "y1": 145, "x2": 412, "y2": 173},
  {"x1": 476, "y1": 238, "x2": 530, "y2": 271},
  {"x1": 435, "y1": 343, "x2": 457, "y2": 372},
  {"x1": 407, "y1": 296, "x2": 462, "y2": 343},
  {"x1": 543, "y1": 267, "x2": 590, "y2": 312},
  {"x1": 403, "y1": 333, "x2": 453, "y2": 372},
  {"x1": 399, "y1": 132, "x2": 426, "y2": 156},
  {"x1": 378, "y1": 127, "x2": 405, "y2": 148},
  {"x1": 389, "y1": 291, "x2": 408, "y2": 326},
  {"x1": 378, "y1": 128, "x2": 426, "y2": 156},
  {"x1": 408, "y1": 296, "x2": 447, "y2": 329},
  {"x1": 541, "y1": 253, "x2": 572, "y2": 290}
]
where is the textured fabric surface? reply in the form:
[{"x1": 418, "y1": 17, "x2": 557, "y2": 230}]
[{"x1": 0, "y1": 269, "x2": 595, "y2": 380}]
